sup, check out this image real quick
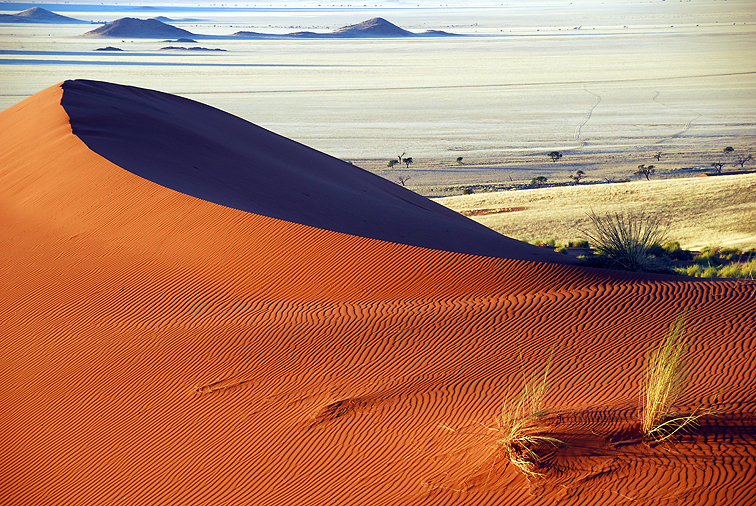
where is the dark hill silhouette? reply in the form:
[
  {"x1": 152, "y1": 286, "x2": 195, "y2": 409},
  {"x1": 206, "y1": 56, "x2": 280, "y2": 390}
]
[
  {"x1": 83, "y1": 17, "x2": 194, "y2": 38},
  {"x1": 232, "y1": 17, "x2": 454, "y2": 39},
  {"x1": 0, "y1": 7, "x2": 87, "y2": 24}
]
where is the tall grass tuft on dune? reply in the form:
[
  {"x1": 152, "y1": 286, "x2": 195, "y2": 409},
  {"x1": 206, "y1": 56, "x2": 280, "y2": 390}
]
[
  {"x1": 489, "y1": 349, "x2": 563, "y2": 480},
  {"x1": 640, "y1": 313, "x2": 706, "y2": 442},
  {"x1": 579, "y1": 210, "x2": 669, "y2": 271}
]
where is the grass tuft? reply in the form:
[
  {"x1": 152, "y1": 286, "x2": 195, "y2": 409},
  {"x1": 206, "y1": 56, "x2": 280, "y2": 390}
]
[
  {"x1": 488, "y1": 348, "x2": 563, "y2": 480},
  {"x1": 640, "y1": 313, "x2": 707, "y2": 442}
]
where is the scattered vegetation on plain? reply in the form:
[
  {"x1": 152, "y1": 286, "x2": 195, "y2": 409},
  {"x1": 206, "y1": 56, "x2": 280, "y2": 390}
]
[
  {"x1": 675, "y1": 246, "x2": 756, "y2": 278},
  {"x1": 529, "y1": 236, "x2": 756, "y2": 278}
]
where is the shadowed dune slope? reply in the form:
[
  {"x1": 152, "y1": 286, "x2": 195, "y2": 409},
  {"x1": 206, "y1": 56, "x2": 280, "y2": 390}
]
[
  {"x1": 1, "y1": 83, "x2": 755, "y2": 506},
  {"x1": 60, "y1": 79, "x2": 566, "y2": 263}
]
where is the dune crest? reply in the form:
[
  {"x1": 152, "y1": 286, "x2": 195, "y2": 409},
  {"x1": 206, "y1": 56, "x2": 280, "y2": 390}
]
[
  {"x1": 60, "y1": 79, "x2": 564, "y2": 262},
  {"x1": 1, "y1": 83, "x2": 755, "y2": 505}
]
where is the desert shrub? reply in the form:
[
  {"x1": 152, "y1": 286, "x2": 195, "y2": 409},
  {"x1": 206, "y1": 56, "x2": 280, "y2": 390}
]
[
  {"x1": 694, "y1": 247, "x2": 721, "y2": 265},
  {"x1": 717, "y1": 264, "x2": 742, "y2": 278},
  {"x1": 742, "y1": 259, "x2": 756, "y2": 278},
  {"x1": 531, "y1": 238, "x2": 556, "y2": 248},
  {"x1": 530, "y1": 176, "x2": 548, "y2": 187},
  {"x1": 719, "y1": 247, "x2": 742, "y2": 261},
  {"x1": 462, "y1": 188, "x2": 474, "y2": 195},
  {"x1": 661, "y1": 241, "x2": 693, "y2": 261},
  {"x1": 640, "y1": 313, "x2": 704, "y2": 441},
  {"x1": 676, "y1": 265, "x2": 702, "y2": 277},
  {"x1": 701, "y1": 266, "x2": 718, "y2": 278},
  {"x1": 568, "y1": 239, "x2": 590, "y2": 248},
  {"x1": 554, "y1": 246, "x2": 568, "y2": 254},
  {"x1": 578, "y1": 210, "x2": 669, "y2": 271}
]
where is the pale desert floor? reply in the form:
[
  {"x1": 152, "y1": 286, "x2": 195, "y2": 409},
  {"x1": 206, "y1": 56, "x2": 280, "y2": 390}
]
[{"x1": 2, "y1": 0, "x2": 755, "y2": 172}]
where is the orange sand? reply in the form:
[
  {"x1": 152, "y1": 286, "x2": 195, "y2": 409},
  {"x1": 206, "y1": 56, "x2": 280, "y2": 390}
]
[{"x1": 1, "y1": 82, "x2": 754, "y2": 505}]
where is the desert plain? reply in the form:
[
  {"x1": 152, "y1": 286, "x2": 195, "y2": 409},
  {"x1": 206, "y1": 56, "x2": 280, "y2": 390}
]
[{"x1": 1, "y1": 1, "x2": 756, "y2": 505}]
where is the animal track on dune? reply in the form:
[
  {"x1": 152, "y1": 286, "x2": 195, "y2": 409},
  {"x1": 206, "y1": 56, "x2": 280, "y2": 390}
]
[{"x1": 195, "y1": 372, "x2": 254, "y2": 394}]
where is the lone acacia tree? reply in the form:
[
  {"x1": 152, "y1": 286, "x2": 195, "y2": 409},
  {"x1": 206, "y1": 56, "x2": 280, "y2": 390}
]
[
  {"x1": 548, "y1": 151, "x2": 563, "y2": 162},
  {"x1": 654, "y1": 151, "x2": 663, "y2": 161},
  {"x1": 387, "y1": 159, "x2": 397, "y2": 168},
  {"x1": 402, "y1": 157, "x2": 413, "y2": 168},
  {"x1": 711, "y1": 161, "x2": 724, "y2": 174},
  {"x1": 530, "y1": 176, "x2": 548, "y2": 187},
  {"x1": 735, "y1": 153, "x2": 753, "y2": 168},
  {"x1": 569, "y1": 170, "x2": 585, "y2": 184},
  {"x1": 456, "y1": 156, "x2": 464, "y2": 165},
  {"x1": 635, "y1": 164, "x2": 655, "y2": 180},
  {"x1": 398, "y1": 175, "x2": 411, "y2": 186}
]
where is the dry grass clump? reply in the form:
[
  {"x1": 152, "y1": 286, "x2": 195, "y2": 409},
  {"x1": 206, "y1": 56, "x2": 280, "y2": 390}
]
[
  {"x1": 488, "y1": 350, "x2": 563, "y2": 480},
  {"x1": 640, "y1": 314, "x2": 707, "y2": 442}
]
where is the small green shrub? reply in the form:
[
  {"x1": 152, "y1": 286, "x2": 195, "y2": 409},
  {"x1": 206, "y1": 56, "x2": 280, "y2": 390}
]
[
  {"x1": 530, "y1": 176, "x2": 548, "y2": 187},
  {"x1": 695, "y1": 247, "x2": 721, "y2": 265},
  {"x1": 568, "y1": 239, "x2": 590, "y2": 248},
  {"x1": 554, "y1": 246, "x2": 568, "y2": 254},
  {"x1": 661, "y1": 241, "x2": 693, "y2": 261},
  {"x1": 531, "y1": 238, "x2": 557, "y2": 248},
  {"x1": 719, "y1": 247, "x2": 742, "y2": 261},
  {"x1": 701, "y1": 266, "x2": 718, "y2": 278},
  {"x1": 743, "y1": 260, "x2": 756, "y2": 278},
  {"x1": 717, "y1": 264, "x2": 742, "y2": 278},
  {"x1": 681, "y1": 265, "x2": 702, "y2": 277}
]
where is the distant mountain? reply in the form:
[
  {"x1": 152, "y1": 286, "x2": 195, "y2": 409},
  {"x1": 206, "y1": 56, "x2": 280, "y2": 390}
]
[
  {"x1": 0, "y1": 7, "x2": 87, "y2": 24},
  {"x1": 330, "y1": 17, "x2": 413, "y2": 37},
  {"x1": 232, "y1": 17, "x2": 455, "y2": 39},
  {"x1": 160, "y1": 46, "x2": 225, "y2": 51},
  {"x1": 83, "y1": 18, "x2": 194, "y2": 38}
]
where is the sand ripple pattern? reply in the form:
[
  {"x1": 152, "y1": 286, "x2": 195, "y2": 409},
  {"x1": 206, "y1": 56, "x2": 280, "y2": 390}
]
[{"x1": 1, "y1": 83, "x2": 755, "y2": 506}]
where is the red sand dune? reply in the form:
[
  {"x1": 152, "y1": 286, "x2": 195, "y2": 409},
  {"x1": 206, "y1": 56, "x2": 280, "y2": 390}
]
[{"x1": 1, "y1": 81, "x2": 755, "y2": 506}]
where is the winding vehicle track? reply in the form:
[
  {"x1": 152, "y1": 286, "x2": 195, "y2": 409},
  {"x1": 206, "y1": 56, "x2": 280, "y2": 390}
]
[{"x1": 574, "y1": 87, "x2": 601, "y2": 146}]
